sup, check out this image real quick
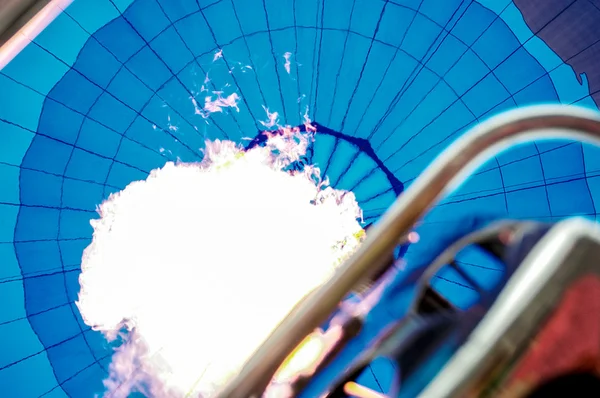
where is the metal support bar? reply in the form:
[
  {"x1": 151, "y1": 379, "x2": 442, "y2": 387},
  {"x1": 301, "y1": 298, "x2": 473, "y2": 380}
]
[
  {"x1": 0, "y1": 0, "x2": 50, "y2": 46},
  {"x1": 0, "y1": 0, "x2": 74, "y2": 71},
  {"x1": 217, "y1": 105, "x2": 600, "y2": 397},
  {"x1": 420, "y1": 217, "x2": 600, "y2": 397}
]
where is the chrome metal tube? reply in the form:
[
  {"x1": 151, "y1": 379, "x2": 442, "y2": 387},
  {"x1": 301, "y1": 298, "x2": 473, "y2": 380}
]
[
  {"x1": 0, "y1": 0, "x2": 49, "y2": 45},
  {"x1": 419, "y1": 217, "x2": 600, "y2": 398},
  {"x1": 0, "y1": 0, "x2": 73, "y2": 71},
  {"x1": 216, "y1": 105, "x2": 600, "y2": 397}
]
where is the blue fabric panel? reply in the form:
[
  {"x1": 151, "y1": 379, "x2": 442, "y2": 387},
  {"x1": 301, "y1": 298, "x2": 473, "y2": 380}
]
[{"x1": 1, "y1": 0, "x2": 600, "y2": 396}]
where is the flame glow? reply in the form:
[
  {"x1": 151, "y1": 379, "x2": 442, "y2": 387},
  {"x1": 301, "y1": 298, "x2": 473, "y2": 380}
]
[
  {"x1": 260, "y1": 106, "x2": 280, "y2": 128},
  {"x1": 213, "y1": 49, "x2": 223, "y2": 62},
  {"x1": 283, "y1": 52, "x2": 292, "y2": 74},
  {"x1": 192, "y1": 91, "x2": 241, "y2": 119},
  {"x1": 76, "y1": 127, "x2": 365, "y2": 397}
]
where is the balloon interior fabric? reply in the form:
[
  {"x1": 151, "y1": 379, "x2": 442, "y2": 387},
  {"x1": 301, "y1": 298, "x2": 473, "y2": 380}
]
[{"x1": 1, "y1": 0, "x2": 600, "y2": 396}]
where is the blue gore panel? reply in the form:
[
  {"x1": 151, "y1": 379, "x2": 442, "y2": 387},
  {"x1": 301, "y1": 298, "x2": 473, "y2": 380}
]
[{"x1": 1, "y1": 0, "x2": 600, "y2": 396}]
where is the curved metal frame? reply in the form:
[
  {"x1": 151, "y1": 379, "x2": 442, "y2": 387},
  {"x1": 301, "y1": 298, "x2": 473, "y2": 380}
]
[
  {"x1": 0, "y1": 0, "x2": 73, "y2": 71},
  {"x1": 0, "y1": 0, "x2": 46, "y2": 44},
  {"x1": 216, "y1": 105, "x2": 600, "y2": 397},
  {"x1": 420, "y1": 216, "x2": 600, "y2": 398}
]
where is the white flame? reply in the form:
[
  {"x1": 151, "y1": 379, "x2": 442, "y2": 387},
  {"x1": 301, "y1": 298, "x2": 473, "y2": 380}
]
[
  {"x1": 76, "y1": 128, "x2": 364, "y2": 397},
  {"x1": 283, "y1": 52, "x2": 292, "y2": 74},
  {"x1": 192, "y1": 92, "x2": 241, "y2": 119},
  {"x1": 260, "y1": 106, "x2": 280, "y2": 128},
  {"x1": 213, "y1": 49, "x2": 223, "y2": 62}
]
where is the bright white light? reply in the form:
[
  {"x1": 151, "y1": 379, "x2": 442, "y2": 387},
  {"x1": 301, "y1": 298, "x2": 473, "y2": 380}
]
[
  {"x1": 283, "y1": 52, "x2": 292, "y2": 74},
  {"x1": 76, "y1": 127, "x2": 365, "y2": 397}
]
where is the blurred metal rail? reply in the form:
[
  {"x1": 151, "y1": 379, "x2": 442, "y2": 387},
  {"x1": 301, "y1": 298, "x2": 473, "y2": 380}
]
[
  {"x1": 0, "y1": 0, "x2": 72, "y2": 70},
  {"x1": 217, "y1": 105, "x2": 600, "y2": 397},
  {"x1": 0, "y1": 0, "x2": 49, "y2": 46}
]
